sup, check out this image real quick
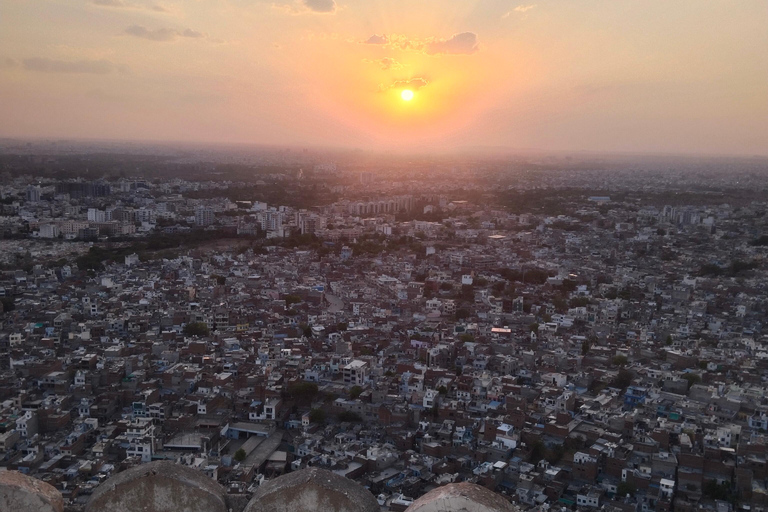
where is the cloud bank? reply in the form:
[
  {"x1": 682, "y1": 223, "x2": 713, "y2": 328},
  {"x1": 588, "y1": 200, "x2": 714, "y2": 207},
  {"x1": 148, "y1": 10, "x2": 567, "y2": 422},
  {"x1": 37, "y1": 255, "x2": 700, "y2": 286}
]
[
  {"x1": 125, "y1": 25, "x2": 205, "y2": 41},
  {"x1": 23, "y1": 58, "x2": 114, "y2": 74}
]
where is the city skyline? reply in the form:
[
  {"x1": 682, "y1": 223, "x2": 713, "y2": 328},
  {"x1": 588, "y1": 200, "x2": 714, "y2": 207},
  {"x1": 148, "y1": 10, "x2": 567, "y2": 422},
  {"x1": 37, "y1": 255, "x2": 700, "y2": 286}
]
[{"x1": 1, "y1": 0, "x2": 767, "y2": 156}]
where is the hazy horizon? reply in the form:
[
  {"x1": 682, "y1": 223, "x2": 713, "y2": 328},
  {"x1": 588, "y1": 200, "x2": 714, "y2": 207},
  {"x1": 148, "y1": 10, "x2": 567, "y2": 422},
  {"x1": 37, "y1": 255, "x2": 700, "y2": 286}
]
[{"x1": 2, "y1": 1, "x2": 767, "y2": 156}]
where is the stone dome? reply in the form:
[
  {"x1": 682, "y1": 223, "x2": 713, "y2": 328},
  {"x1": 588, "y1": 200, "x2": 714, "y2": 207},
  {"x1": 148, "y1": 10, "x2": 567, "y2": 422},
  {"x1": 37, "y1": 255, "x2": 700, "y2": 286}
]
[{"x1": 245, "y1": 467, "x2": 379, "y2": 512}]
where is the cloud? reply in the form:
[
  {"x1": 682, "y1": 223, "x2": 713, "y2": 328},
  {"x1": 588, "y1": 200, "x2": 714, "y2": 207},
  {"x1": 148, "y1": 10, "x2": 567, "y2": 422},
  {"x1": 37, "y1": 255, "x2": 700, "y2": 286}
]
[
  {"x1": 361, "y1": 32, "x2": 479, "y2": 55},
  {"x1": 23, "y1": 57, "x2": 114, "y2": 74},
  {"x1": 2, "y1": 58, "x2": 19, "y2": 68},
  {"x1": 383, "y1": 77, "x2": 429, "y2": 92},
  {"x1": 92, "y1": 0, "x2": 170, "y2": 12},
  {"x1": 303, "y1": 0, "x2": 336, "y2": 13},
  {"x1": 124, "y1": 25, "x2": 205, "y2": 41},
  {"x1": 503, "y1": 4, "x2": 536, "y2": 18},
  {"x1": 364, "y1": 34, "x2": 388, "y2": 45},
  {"x1": 425, "y1": 32, "x2": 479, "y2": 55},
  {"x1": 364, "y1": 57, "x2": 402, "y2": 71},
  {"x1": 181, "y1": 28, "x2": 204, "y2": 38}
]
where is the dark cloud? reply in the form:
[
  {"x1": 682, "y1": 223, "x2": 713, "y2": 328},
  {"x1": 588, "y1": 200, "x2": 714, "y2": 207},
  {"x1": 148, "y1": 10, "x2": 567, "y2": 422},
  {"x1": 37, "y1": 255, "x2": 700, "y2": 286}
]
[
  {"x1": 364, "y1": 34, "x2": 387, "y2": 45},
  {"x1": 92, "y1": 0, "x2": 170, "y2": 12},
  {"x1": 23, "y1": 58, "x2": 114, "y2": 74},
  {"x1": 377, "y1": 57, "x2": 400, "y2": 71},
  {"x1": 390, "y1": 77, "x2": 429, "y2": 90},
  {"x1": 93, "y1": 0, "x2": 129, "y2": 6},
  {"x1": 181, "y1": 28, "x2": 204, "y2": 38},
  {"x1": 364, "y1": 57, "x2": 401, "y2": 70},
  {"x1": 125, "y1": 25, "x2": 205, "y2": 41},
  {"x1": 426, "y1": 32, "x2": 479, "y2": 55},
  {"x1": 303, "y1": 0, "x2": 336, "y2": 13}
]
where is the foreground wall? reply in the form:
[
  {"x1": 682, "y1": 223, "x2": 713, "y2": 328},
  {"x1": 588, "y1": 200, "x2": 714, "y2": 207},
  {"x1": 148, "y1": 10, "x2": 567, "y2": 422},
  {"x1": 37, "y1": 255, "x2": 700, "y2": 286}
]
[{"x1": 0, "y1": 463, "x2": 522, "y2": 512}]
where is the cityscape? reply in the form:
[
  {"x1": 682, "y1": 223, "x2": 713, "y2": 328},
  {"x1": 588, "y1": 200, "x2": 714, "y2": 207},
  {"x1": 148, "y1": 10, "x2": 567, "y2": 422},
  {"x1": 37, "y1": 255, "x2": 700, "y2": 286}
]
[
  {"x1": 1, "y1": 1, "x2": 768, "y2": 512},
  {"x1": 1, "y1": 143, "x2": 768, "y2": 512}
]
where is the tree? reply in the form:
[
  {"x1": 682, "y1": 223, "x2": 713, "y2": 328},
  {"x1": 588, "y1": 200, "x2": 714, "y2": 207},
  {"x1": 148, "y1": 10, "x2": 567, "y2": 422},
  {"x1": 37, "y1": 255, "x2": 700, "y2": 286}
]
[
  {"x1": 581, "y1": 339, "x2": 591, "y2": 356},
  {"x1": 284, "y1": 294, "x2": 302, "y2": 306},
  {"x1": 337, "y1": 411, "x2": 363, "y2": 423},
  {"x1": 309, "y1": 408, "x2": 326, "y2": 424},
  {"x1": 682, "y1": 373, "x2": 701, "y2": 389},
  {"x1": 234, "y1": 448, "x2": 247, "y2": 462},
  {"x1": 183, "y1": 322, "x2": 210, "y2": 337},
  {"x1": 616, "y1": 481, "x2": 636, "y2": 498},
  {"x1": 0, "y1": 297, "x2": 15, "y2": 313},
  {"x1": 349, "y1": 386, "x2": 363, "y2": 399},
  {"x1": 287, "y1": 382, "x2": 319, "y2": 406},
  {"x1": 612, "y1": 368, "x2": 634, "y2": 390},
  {"x1": 455, "y1": 308, "x2": 470, "y2": 321},
  {"x1": 528, "y1": 441, "x2": 545, "y2": 463},
  {"x1": 612, "y1": 355, "x2": 628, "y2": 367}
]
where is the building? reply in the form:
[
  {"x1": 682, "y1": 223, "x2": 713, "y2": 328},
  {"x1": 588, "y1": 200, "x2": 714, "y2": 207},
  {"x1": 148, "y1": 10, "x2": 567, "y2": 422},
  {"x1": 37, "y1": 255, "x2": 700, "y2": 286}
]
[
  {"x1": 343, "y1": 360, "x2": 368, "y2": 386},
  {"x1": 195, "y1": 207, "x2": 215, "y2": 227}
]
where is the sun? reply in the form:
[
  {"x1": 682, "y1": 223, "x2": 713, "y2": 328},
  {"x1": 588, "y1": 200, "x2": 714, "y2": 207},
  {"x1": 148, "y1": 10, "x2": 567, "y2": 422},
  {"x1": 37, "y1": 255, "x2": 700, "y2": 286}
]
[{"x1": 401, "y1": 89, "x2": 414, "y2": 101}]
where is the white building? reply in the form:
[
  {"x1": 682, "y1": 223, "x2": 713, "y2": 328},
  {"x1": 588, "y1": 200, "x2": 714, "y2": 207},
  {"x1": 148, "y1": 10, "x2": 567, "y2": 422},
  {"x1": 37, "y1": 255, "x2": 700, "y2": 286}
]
[
  {"x1": 343, "y1": 360, "x2": 368, "y2": 385},
  {"x1": 195, "y1": 207, "x2": 215, "y2": 226}
]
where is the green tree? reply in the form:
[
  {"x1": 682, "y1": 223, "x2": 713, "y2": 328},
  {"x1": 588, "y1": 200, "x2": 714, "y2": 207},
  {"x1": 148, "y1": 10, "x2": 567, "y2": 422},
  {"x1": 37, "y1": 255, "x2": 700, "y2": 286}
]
[
  {"x1": 682, "y1": 373, "x2": 701, "y2": 390},
  {"x1": 287, "y1": 382, "x2": 319, "y2": 406},
  {"x1": 284, "y1": 294, "x2": 302, "y2": 306},
  {"x1": 309, "y1": 408, "x2": 326, "y2": 424},
  {"x1": 337, "y1": 411, "x2": 363, "y2": 423},
  {"x1": 528, "y1": 441, "x2": 545, "y2": 463},
  {"x1": 349, "y1": 386, "x2": 363, "y2": 399},
  {"x1": 183, "y1": 322, "x2": 210, "y2": 337},
  {"x1": 234, "y1": 448, "x2": 247, "y2": 462},
  {"x1": 455, "y1": 308, "x2": 470, "y2": 321},
  {"x1": 616, "y1": 481, "x2": 636, "y2": 498},
  {"x1": 612, "y1": 368, "x2": 634, "y2": 390},
  {"x1": 0, "y1": 297, "x2": 15, "y2": 313},
  {"x1": 612, "y1": 355, "x2": 628, "y2": 367}
]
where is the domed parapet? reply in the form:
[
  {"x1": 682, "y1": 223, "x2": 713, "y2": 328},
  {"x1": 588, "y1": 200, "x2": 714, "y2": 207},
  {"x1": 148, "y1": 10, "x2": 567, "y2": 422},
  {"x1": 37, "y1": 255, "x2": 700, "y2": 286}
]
[
  {"x1": 405, "y1": 482, "x2": 519, "y2": 512},
  {"x1": 244, "y1": 467, "x2": 379, "y2": 512},
  {"x1": 0, "y1": 470, "x2": 64, "y2": 512},
  {"x1": 86, "y1": 461, "x2": 228, "y2": 512}
]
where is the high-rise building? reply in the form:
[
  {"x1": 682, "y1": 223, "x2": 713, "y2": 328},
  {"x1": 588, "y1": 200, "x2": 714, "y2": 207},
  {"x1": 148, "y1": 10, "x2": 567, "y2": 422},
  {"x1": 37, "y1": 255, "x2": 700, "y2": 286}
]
[
  {"x1": 87, "y1": 208, "x2": 106, "y2": 222},
  {"x1": 195, "y1": 207, "x2": 215, "y2": 226},
  {"x1": 26, "y1": 185, "x2": 41, "y2": 203}
]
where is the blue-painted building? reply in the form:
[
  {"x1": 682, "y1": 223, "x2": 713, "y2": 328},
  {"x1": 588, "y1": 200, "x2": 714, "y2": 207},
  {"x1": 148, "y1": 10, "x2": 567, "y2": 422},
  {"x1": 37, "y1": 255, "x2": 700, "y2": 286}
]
[{"x1": 624, "y1": 386, "x2": 648, "y2": 410}]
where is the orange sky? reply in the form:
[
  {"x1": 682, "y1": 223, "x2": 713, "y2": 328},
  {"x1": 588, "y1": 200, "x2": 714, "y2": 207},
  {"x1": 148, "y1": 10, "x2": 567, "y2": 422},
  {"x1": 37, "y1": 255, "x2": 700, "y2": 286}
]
[{"x1": 1, "y1": 0, "x2": 767, "y2": 155}]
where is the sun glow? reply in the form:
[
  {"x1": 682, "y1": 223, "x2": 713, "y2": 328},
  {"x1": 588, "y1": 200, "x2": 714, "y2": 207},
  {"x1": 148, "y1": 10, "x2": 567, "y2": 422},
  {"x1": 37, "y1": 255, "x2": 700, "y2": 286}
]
[{"x1": 401, "y1": 89, "x2": 414, "y2": 101}]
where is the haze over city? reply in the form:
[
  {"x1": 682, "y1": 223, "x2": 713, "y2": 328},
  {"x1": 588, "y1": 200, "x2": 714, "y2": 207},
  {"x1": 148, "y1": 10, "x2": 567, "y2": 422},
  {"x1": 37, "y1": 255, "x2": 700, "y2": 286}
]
[
  {"x1": 5, "y1": 3, "x2": 768, "y2": 512},
  {"x1": 2, "y1": 0, "x2": 767, "y2": 155}
]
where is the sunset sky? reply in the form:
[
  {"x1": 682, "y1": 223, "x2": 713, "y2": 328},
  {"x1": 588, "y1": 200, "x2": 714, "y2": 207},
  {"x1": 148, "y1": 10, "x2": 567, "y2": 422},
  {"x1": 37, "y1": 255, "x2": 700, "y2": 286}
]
[{"x1": 1, "y1": 0, "x2": 767, "y2": 155}]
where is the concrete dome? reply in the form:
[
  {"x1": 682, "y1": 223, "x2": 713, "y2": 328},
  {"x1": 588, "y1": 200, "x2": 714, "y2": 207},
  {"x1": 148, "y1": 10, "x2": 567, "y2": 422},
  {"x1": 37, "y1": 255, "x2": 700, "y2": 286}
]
[
  {"x1": 245, "y1": 467, "x2": 379, "y2": 512},
  {"x1": 0, "y1": 471, "x2": 63, "y2": 512},
  {"x1": 86, "y1": 461, "x2": 228, "y2": 512},
  {"x1": 405, "y1": 482, "x2": 519, "y2": 512}
]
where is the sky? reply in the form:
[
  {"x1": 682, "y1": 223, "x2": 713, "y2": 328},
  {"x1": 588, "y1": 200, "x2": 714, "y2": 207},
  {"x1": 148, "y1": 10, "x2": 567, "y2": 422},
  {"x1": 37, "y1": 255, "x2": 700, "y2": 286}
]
[{"x1": 1, "y1": 0, "x2": 767, "y2": 155}]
